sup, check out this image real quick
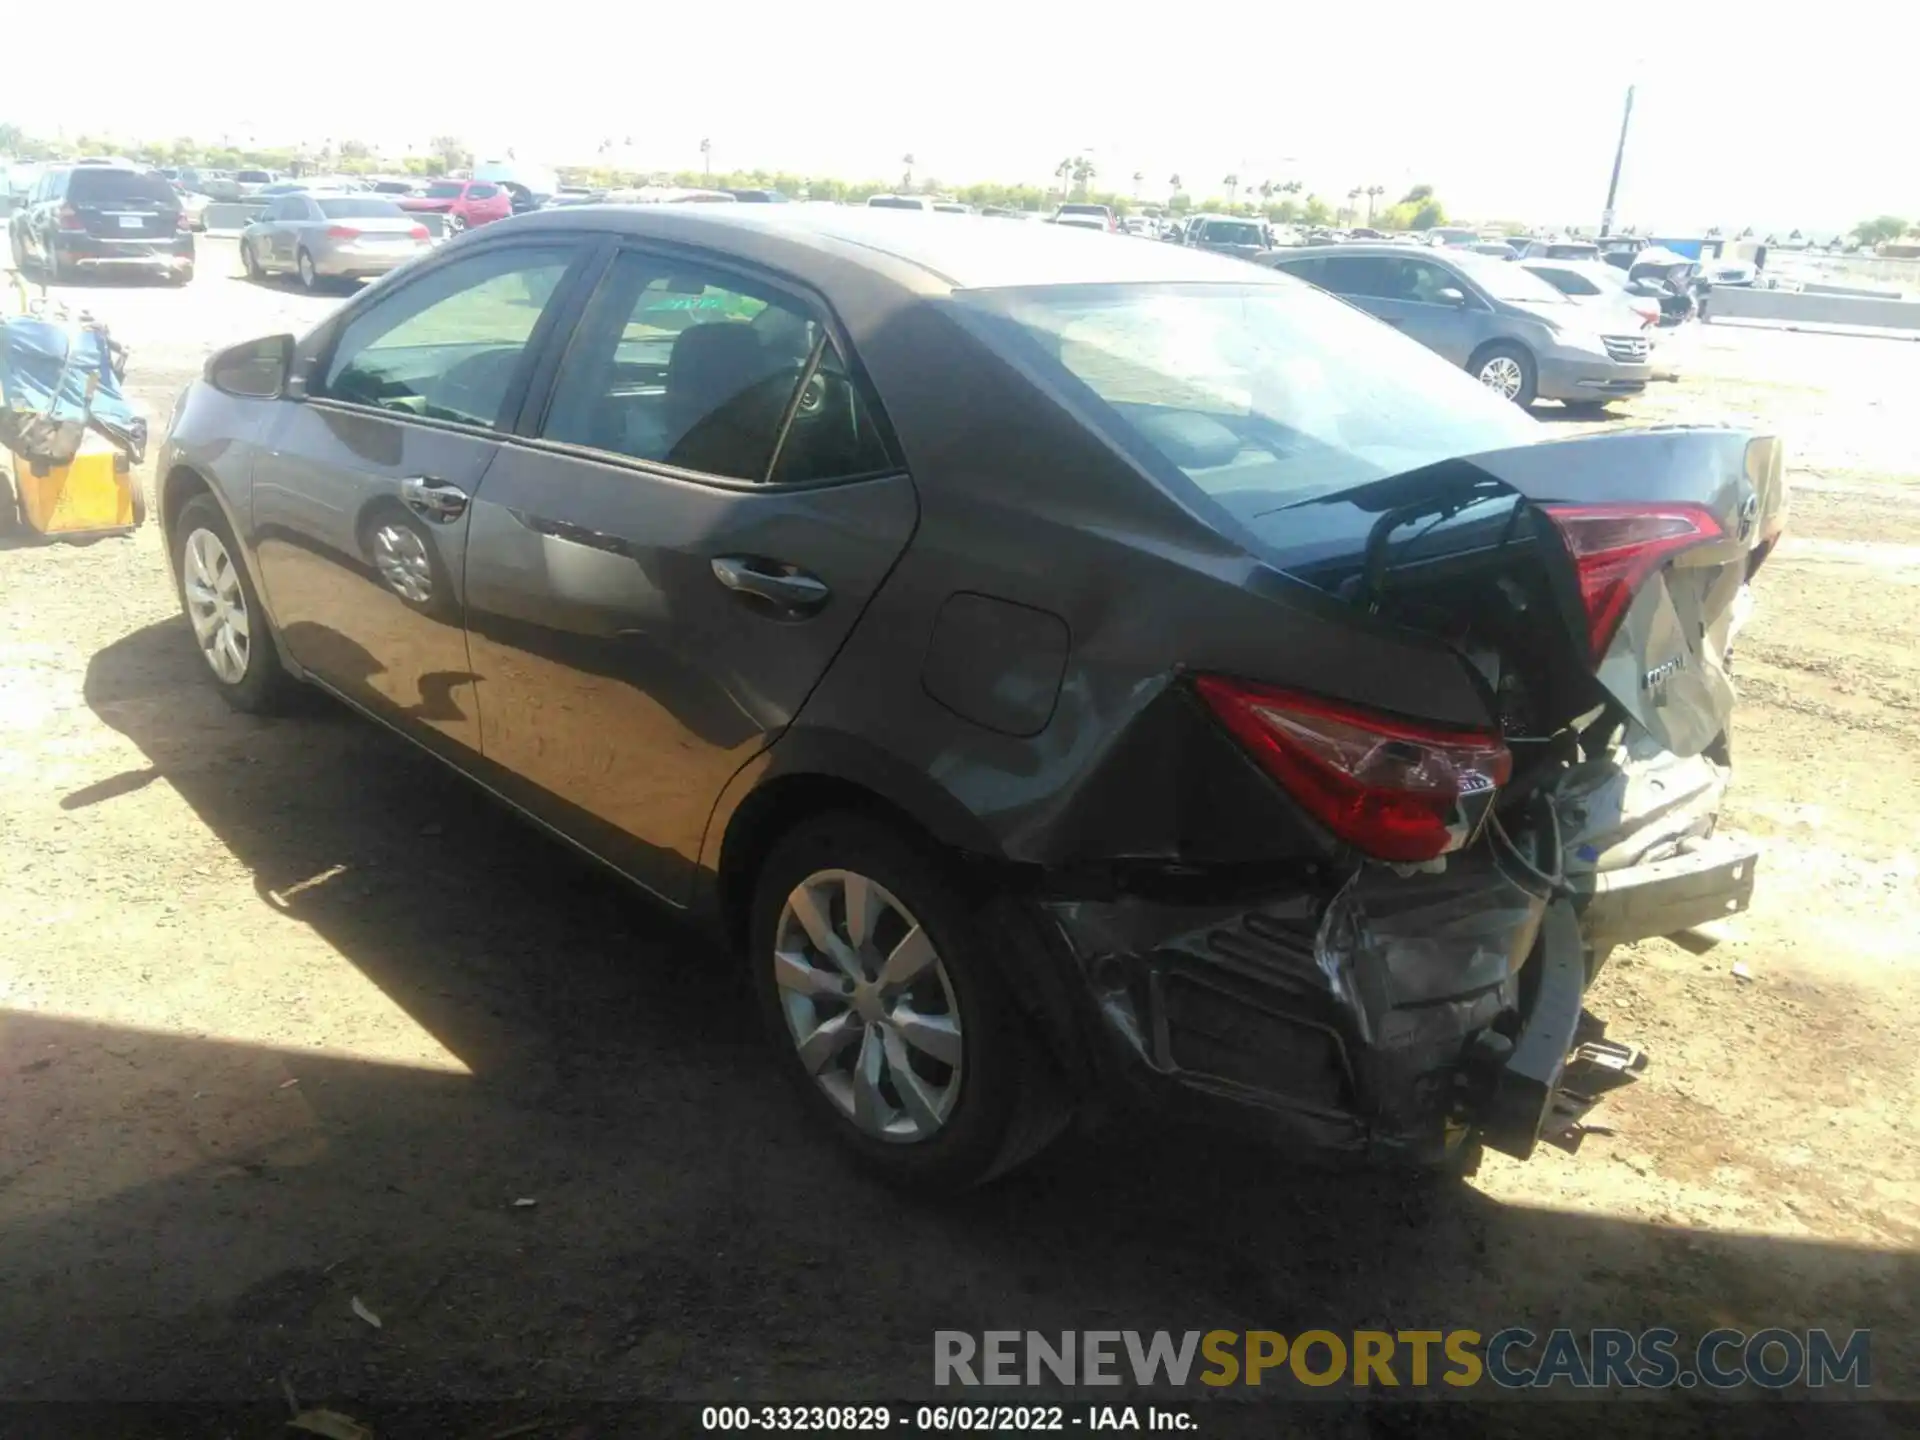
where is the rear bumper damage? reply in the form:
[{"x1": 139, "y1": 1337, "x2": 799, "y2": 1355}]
[{"x1": 1041, "y1": 813, "x2": 1593, "y2": 1165}]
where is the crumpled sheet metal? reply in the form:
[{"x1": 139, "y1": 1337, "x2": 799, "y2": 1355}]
[{"x1": 1553, "y1": 727, "x2": 1728, "y2": 879}]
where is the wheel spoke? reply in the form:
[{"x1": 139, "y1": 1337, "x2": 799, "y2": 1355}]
[
  {"x1": 796, "y1": 1010, "x2": 861, "y2": 1075},
  {"x1": 890, "y1": 1005, "x2": 962, "y2": 1067},
  {"x1": 788, "y1": 882, "x2": 861, "y2": 980},
  {"x1": 220, "y1": 628, "x2": 247, "y2": 678},
  {"x1": 842, "y1": 871, "x2": 881, "y2": 950},
  {"x1": 187, "y1": 601, "x2": 220, "y2": 642},
  {"x1": 774, "y1": 946, "x2": 847, "y2": 999},
  {"x1": 883, "y1": 1025, "x2": 943, "y2": 1133},
  {"x1": 878, "y1": 924, "x2": 936, "y2": 990},
  {"x1": 225, "y1": 601, "x2": 249, "y2": 640},
  {"x1": 851, "y1": 1025, "x2": 888, "y2": 1134}
]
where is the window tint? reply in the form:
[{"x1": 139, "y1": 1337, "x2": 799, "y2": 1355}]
[
  {"x1": 317, "y1": 244, "x2": 575, "y2": 428},
  {"x1": 541, "y1": 250, "x2": 891, "y2": 483},
  {"x1": 1313, "y1": 255, "x2": 1398, "y2": 298},
  {"x1": 468, "y1": 183, "x2": 500, "y2": 199},
  {"x1": 1533, "y1": 266, "x2": 1600, "y2": 296},
  {"x1": 1392, "y1": 259, "x2": 1466, "y2": 303},
  {"x1": 65, "y1": 169, "x2": 177, "y2": 205},
  {"x1": 318, "y1": 198, "x2": 406, "y2": 219}
]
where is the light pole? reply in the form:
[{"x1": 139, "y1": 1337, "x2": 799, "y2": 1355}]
[
  {"x1": 700, "y1": 137, "x2": 711, "y2": 178},
  {"x1": 1601, "y1": 84, "x2": 1634, "y2": 237}
]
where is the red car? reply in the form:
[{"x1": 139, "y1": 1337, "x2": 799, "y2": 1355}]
[{"x1": 398, "y1": 179, "x2": 513, "y2": 232}]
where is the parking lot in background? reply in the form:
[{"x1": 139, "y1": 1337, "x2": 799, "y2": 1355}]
[{"x1": 2, "y1": 235, "x2": 1917, "y2": 1411}]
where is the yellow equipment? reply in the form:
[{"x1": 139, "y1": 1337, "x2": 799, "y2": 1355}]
[{"x1": 4, "y1": 432, "x2": 146, "y2": 540}]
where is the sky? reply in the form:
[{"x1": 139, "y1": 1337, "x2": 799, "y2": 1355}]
[{"x1": 7, "y1": 2, "x2": 1907, "y2": 234}]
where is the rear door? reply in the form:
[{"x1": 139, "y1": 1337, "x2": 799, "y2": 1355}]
[
  {"x1": 250, "y1": 237, "x2": 593, "y2": 761},
  {"x1": 66, "y1": 168, "x2": 178, "y2": 242},
  {"x1": 460, "y1": 244, "x2": 916, "y2": 904}
]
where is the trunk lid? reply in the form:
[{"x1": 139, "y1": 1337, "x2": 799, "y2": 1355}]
[{"x1": 1247, "y1": 428, "x2": 1786, "y2": 756}]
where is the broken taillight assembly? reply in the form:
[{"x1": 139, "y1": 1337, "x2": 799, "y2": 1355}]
[
  {"x1": 1193, "y1": 676, "x2": 1512, "y2": 863},
  {"x1": 1543, "y1": 503, "x2": 1724, "y2": 660}
]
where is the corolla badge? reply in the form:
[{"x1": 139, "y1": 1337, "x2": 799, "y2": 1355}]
[{"x1": 1643, "y1": 655, "x2": 1686, "y2": 703}]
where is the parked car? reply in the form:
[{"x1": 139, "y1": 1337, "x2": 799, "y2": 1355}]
[
  {"x1": 1052, "y1": 213, "x2": 1109, "y2": 231},
  {"x1": 1264, "y1": 243, "x2": 1652, "y2": 410},
  {"x1": 1518, "y1": 240, "x2": 1602, "y2": 262},
  {"x1": 398, "y1": 179, "x2": 514, "y2": 232},
  {"x1": 233, "y1": 169, "x2": 281, "y2": 197},
  {"x1": 1184, "y1": 214, "x2": 1271, "y2": 259},
  {"x1": 728, "y1": 188, "x2": 790, "y2": 204},
  {"x1": 1519, "y1": 257, "x2": 1661, "y2": 329},
  {"x1": 1471, "y1": 241, "x2": 1520, "y2": 260},
  {"x1": 1424, "y1": 226, "x2": 1481, "y2": 249},
  {"x1": 1052, "y1": 201, "x2": 1118, "y2": 232},
  {"x1": 866, "y1": 194, "x2": 936, "y2": 211},
  {"x1": 157, "y1": 207, "x2": 1780, "y2": 1187},
  {"x1": 240, "y1": 194, "x2": 432, "y2": 290},
  {"x1": 931, "y1": 202, "x2": 974, "y2": 215},
  {"x1": 9, "y1": 163, "x2": 194, "y2": 283}
]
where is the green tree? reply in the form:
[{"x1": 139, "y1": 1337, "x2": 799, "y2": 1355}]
[
  {"x1": 1852, "y1": 215, "x2": 1908, "y2": 246},
  {"x1": 1410, "y1": 198, "x2": 1446, "y2": 230},
  {"x1": 1400, "y1": 183, "x2": 1434, "y2": 204},
  {"x1": 0, "y1": 121, "x2": 23, "y2": 154},
  {"x1": 1070, "y1": 156, "x2": 1096, "y2": 197},
  {"x1": 1302, "y1": 194, "x2": 1332, "y2": 225},
  {"x1": 1168, "y1": 191, "x2": 1192, "y2": 214},
  {"x1": 429, "y1": 135, "x2": 471, "y2": 173}
]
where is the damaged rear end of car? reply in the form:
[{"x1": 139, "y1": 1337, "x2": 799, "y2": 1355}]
[{"x1": 944, "y1": 280, "x2": 1787, "y2": 1168}]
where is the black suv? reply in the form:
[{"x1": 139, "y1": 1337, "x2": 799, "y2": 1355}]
[{"x1": 9, "y1": 165, "x2": 195, "y2": 284}]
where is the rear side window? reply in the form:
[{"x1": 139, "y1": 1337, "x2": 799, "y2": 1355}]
[
  {"x1": 468, "y1": 183, "x2": 500, "y2": 199},
  {"x1": 317, "y1": 243, "x2": 576, "y2": 428},
  {"x1": 66, "y1": 169, "x2": 176, "y2": 205},
  {"x1": 1311, "y1": 255, "x2": 1397, "y2": 298},
  {"x1": 540, "y1": 249, "x2": 891, "y2": 483}
]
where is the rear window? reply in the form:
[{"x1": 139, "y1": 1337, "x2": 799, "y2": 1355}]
[
  {"x1": 1530, "y1": 266, "x2": 1600, "y2": 297},
  {"x1": 65, "y1": 169, "x2": 177, "y2": 205},
  {"x1": 318, "y1": 198, "x2": 407, "y2": 219},
  {"x1": 954, "y1": 281, "x2": 1537, "y2": 517},
  {"x1": 469, "y1": 183, "x2": 500, "y2": 199},
  {"x1": 425, "y1": 181, "x2": 465, "y2": 198},
  {"x1": 236, "y1": 170, "x2": 274, "y2": 183},
  {"x1": 867, "y1": 196, "x2": 926, "y2": 210},
  {"x1": 1203, "y1": 221, "x2": 1265, "y2": 246},
  {"x1": 1059, "y1": 204, "x2": 1108, "y2": 217}
]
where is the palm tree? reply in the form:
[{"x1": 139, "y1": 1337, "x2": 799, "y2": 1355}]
[
  {"x1": 1346, "y1": 186, "x2": 1363, "y2": 224},
  {"x1": 901, "y1": 152, "x2": 915, "y2": 190},
  {"x1": 1071, "y1": 156, "x2": 1096, "y2": 197},
  {"x1": 1365, "y1": 184, "x2": 1385, "y2": 223},
  {"x1": 1259, "y1": 180, "x2": 1274, "y2": 204},
  {"x1": 1223, "y1": 173, "x2": 1240, "y2": 208},
  {"x1": 1132, "y1": 170, "x2": 1144, "y2": 199},
  {"x1": 1056, "y1": 157, "x2": 1075, "y2": 198},
  {"x1": 1168, "y1": 172, "x2": 1182, "y2": 194},
  {"x1": 699, "y1": 137, "x2": 711, "y2": 177}
]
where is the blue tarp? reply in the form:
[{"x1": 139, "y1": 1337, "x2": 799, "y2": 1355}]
[{"x1": 0, "y1": 316, "x2": 146, "y2": 466}]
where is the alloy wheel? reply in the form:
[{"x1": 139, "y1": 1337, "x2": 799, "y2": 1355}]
[
  {"x1": 773, "y1": 869, "x2": 964, "y2": 1143},
  {"x1": 182, "y1": 527, "x2": 250, "y2": 684},
  {"x1": 298, "y1": 251, "x2": 318, "y2": 290},
  {"x1": 1478, "y1": 355, "x2": 1525, "y2": 400},
  {"x1": 371, "y1": 522, "x2": 434, "y2": 603}
]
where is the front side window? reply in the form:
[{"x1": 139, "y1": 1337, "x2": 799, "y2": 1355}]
[
  {"x1": 540, "y1": 250, "x2": 891, "y2": 483},
  {"x1": 316, "y1": 243, "x2": 576, "y2": 428},
  {"x1": 1394, "y1": 259, "x2": 1467, "y2": 304}
]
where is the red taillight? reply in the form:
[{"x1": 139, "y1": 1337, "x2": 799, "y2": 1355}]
[
  {"x1": 325, "y1": 225, "x2": 362, "y2": 239},
  {"x1": 1193, "y1": 676, "x2": 1511, "y2": 863},
  {"x1": 57, "y1": 205, "x2": 84, "y2": 231},
  {"x1": 408, "y1": 224, "x2": 429, "y2": 240},
  {"x1": 1544, "y1": 503, "x2": 1724, "y2": 660}
]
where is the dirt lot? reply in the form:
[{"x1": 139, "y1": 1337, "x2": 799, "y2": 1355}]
[{"x1": 1, "y1": 239, "x2": 1916, "y2": 1430}]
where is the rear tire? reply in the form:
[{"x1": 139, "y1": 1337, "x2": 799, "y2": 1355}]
[
  {"x1": 297, "y1": 248, "x2": 320, "y2": 291},
  {"x1": 171, "y1": 493, "x2": 299, "y2": 714},
  {"x1": 1469, "y1": 341, "x2": 1538, "y2": 407},
  {"x1": 242, "y1": 240, "x2": 264, "y2": 281},
  {"x1": 749, "y1": 811, "x2": 1072, "y2": 1189}
]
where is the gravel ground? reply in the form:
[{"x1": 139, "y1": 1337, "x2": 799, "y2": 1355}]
[{"x1": 1, "y1": 240, "x2": 1915, "y2": 1432}]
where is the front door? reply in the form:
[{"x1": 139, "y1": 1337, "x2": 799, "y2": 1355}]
[
  {"x1": 250, "y1": 238, "x2": 587, "y2": 760},
  {"x1": 460, "y1": 246, "x2": 916, "y2": 902}
]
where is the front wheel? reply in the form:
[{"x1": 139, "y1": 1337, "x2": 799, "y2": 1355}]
[
  {"x1": 749, "y1": 812, "x2": 1072, "y2": 1188},
  {"x1": 172, "y1": 493, "x2": 298, "y2": 713},
  {"x1": 1469, "y1": 341, "x2": 1538, "y2": 407},
  {"x1": 445, "y1": 213, "x2": 468, "y2": 235},
  {"x1": 242, "y1": 240, "x2": 264, "y2": 280}
]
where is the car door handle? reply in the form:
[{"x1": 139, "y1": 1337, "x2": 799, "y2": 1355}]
[
  {"x1": 710, "y1": 556, "x2": 830, "y2": 614},
  {"x1": 400, "y1": 476, "x2": 469, "y2": 524}
]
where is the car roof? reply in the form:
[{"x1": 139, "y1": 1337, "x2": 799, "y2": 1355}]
[{"x1": 496, "y1": 204, "x2": 1280, "y2": 292}]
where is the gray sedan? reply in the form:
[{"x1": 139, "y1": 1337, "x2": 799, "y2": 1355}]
[
  {"x1": 1264, "y1": 243, "x2": 1652, "y2": 410},
  {"x1": 241, "y1": 194, "x2": 432, "y2": 290}
]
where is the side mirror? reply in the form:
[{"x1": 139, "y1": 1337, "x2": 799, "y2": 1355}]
[
  {"x1": 1436, "y1": 287, "x2": 1468, "y2": 307},
  {"x1": 205, "y1": 334, "x2": 293, "y2": 400}
]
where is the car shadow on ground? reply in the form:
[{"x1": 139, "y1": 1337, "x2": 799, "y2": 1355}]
[{"x1": 4, "y1": 617, "x2": 1909, "y2": 1423}]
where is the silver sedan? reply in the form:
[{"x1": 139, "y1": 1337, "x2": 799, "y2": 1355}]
[{"x1": 241, "y1": 193, "x2": 432, "y2": 290}]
